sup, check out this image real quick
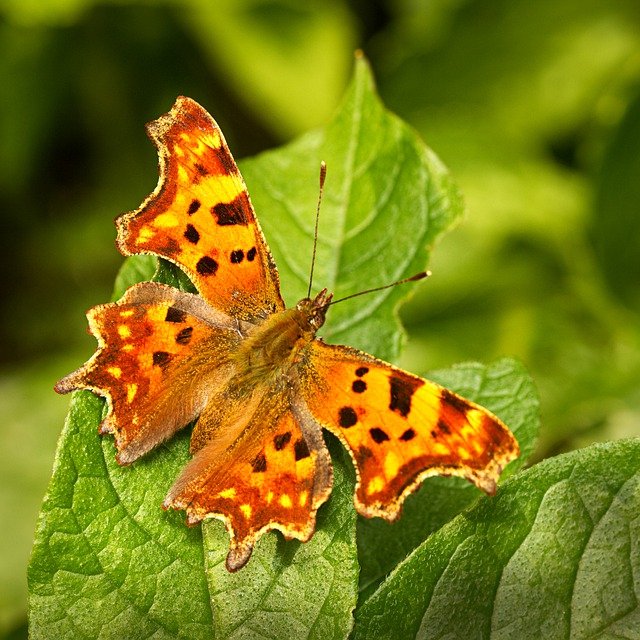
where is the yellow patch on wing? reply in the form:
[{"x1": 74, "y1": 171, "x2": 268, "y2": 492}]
[
  {"x1": 126, "y1": 383, "x2": 138, "y2": 403},
  {"x1": 154, "y1": 212, "x2": 179, "y2": 229},
  {"x1": 383, "y1": 451, "x2": 401, "y2": 479},
  {"x1": 367, "y1": 476, "x2": 384, "y2": 495},
  {"x1": 137, "y1": 226, "x2": 156, "y2": 243},
  {"x1": 433, "y1": 443, "x2": 450, "y2": 456},
  {"x1": 205, "y1": 174, "x2": 245, "y2": 203},
  {"x1": 118, "y1": 325, "x2": 131, "y2": 339}
]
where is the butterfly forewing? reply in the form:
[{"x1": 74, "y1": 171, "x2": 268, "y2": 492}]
[{"x1": 116, "y1": 97, "x2": 284, "y2": 322}]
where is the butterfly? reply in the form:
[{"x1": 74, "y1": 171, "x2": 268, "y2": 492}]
[{"x1": 56, "y1": 97, "x2": 520, "y2": 572}]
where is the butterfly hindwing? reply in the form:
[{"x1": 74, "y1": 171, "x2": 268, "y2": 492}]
[
  {"x1": 164, "y1": 393, "x2": 333, "y2": 571},
  {"x1": 301, "y1": 341, "x2": 520, "y2": 519},
  {"x1": 116, "y1": 97, "x2": 284, "y2": 322},
  {"x1": 55, "y1": 282, "x2": 241, "y2": 464}
]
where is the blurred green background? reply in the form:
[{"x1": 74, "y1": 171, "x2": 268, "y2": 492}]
[{"x1": 3, "y1": 0, "x2": 640, "y2": 636}]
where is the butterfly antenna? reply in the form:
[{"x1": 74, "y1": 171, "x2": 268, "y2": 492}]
[
  {"x1": 307, "y1": 161, "x2": 327, "y2": 298},
  {"x1": 325, "y1": 271, "x2": 431, "y2": 308}
]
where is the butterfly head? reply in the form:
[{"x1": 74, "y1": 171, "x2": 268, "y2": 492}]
[{"x1": 295, "y1": 288, "x2": 333, "y2": 333}]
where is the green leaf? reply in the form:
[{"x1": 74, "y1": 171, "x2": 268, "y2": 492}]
[
  {"x1": 29, "y1": 57, "x2": 477, "y2": 639},
  {"x1": 591, "y1": 85, "x2": 640, "y2": 312},
  {"x1": 153, "y1": 258, "x2": 198, "y2": 294},
  {"x1": 353, "y1": 438, "x2": 640, "y2": 640},
  {"x1": 112, "y1": 255, "x2": 156, "y2": 300},
  {"x1": 357, "y1": 357, "x2": 539, "y2": 595},
  {"x1": 241, "y1": 55, "x2": 463, "y2": 362}
]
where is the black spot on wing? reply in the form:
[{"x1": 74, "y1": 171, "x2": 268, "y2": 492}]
[
  {"x1": 355, "y1": 367, "x2": 369, "y2": 377},
  {"x1": 187, "y1": 199, "x2": 201, "y2": 215},
  {"x1": 339, "y1": 406, "x2": 358, "y2": 428},
  {"x1": 274, "y1": 432, "x2": 292, "y2": 450},
  {"x1": 294, "y1": 438, "x2": 310, "y2": 461},
  {"x1": 176, "y1": 327, "x2": 193, "y2": 345},
  {"x1": 196, "y1": 256, "x2": 218, "y2": 275},
  {"x1": 230, "y1": 249, "x2": 244, "y2": 264},
  {"x1": 389, "y1": 374, "x2": 423, "y2": 417},
  {"x1": 152, "y1": 351, "x2": 171, "y2": 367},
  {"x1": 184, "y1": 224, "x2": 200, "y2": 244},
  {"x1": 352, "y1": 379, "x2": 367, "y2": 393},
  {"x1": 165, "y1": 307, "x2": 186, "y2": 323},
  {"x1": 251, "y1": 453, "x2": 267, "y2": 473},
  {"x1": 211, "y1": 192, "x2": 250, "y2": 226},
  {"x1": 246, "y1": 247, "x2": 257, "y2": 261},
  {"x1": 399, "y1": 428, "x2": 416, "y2": 441},
  {"x1": 370, "y1": 427, "x2": 390, "y2": 444}
]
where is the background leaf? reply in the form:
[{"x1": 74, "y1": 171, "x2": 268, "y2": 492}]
[
  {"x1": 353, "y1": 438, "x2": 640, "y2": 640},
  {"x1": 181, "y1": 0, "x2": 357, "y2": 137},
  {"x1": 0, "y1": 362, "x2": 71, "y2": 635},
  {"x1": 591, "y1": 86, "x2": 640, "y2": 312}
]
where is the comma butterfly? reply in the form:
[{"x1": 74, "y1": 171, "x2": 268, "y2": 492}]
[{"x1": 56, "y1": 97, "x2": 519, "y2": 571}]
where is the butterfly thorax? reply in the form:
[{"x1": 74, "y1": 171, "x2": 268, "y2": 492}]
[{"x1": 233, "y1": 289, "x2": 332, "y2": 381}]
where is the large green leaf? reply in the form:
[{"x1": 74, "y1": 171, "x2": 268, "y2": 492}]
[
  {"x1": 354, "y1": 438, "x2": 640, "y2": 640},
  {"x1": 28, "y1": 392, "x2": 212, "y2": 640}
]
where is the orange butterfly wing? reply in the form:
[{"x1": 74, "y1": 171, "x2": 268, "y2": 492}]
[
  {"x1": 165, "y1": 392, "x2": 333, "y2": 571},
  {"x1": 301, "y1": 341, "x2": 520, "y2": 519},
  {"x1": 116, "y1": 96, "x2": 284, "y2": 322},
  {"x1": 55, "y1": 282, "x2": 242, "y2": 464}
]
